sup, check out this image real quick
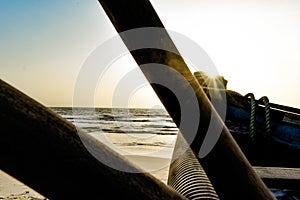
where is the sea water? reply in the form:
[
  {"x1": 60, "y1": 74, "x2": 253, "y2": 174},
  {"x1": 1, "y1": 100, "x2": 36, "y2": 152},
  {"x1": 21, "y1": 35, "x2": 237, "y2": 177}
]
[
  {"x1": 53, "y1": 107, "x2": 178, "y2": 135},
  {"x1": 50, "y1": 107, "x2": 178, "y2": 160}
]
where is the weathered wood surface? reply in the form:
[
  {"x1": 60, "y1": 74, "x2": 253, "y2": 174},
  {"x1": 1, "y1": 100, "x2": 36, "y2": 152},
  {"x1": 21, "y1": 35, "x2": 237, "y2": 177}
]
[
  {"x1": 0, "y1": 79, "x2": 187, "y2": 200},
  {"x1": 97, "y1": 1, "x2": 276, "y2": 200},
  {"x1": 254, "y1": 166, "x2": 300, "y2": 190}
]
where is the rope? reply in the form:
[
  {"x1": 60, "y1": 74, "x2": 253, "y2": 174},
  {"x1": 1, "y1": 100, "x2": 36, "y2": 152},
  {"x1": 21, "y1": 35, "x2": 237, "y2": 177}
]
[
  {"x1": 258, "y1": 96, "x2": 271, "y2": 138},
  {"x1": 245, "y1": 93, "x2": 256, "y2": 143}
]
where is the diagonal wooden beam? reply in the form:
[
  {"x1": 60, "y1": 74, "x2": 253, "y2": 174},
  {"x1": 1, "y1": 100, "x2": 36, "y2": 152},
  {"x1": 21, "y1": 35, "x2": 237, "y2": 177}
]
[
  {"x1": 0, "y1": 79, "x2": 187, "y2": 200},
  {"x1": 97, "y1": 1, "x2": 276, "y2": 200}
]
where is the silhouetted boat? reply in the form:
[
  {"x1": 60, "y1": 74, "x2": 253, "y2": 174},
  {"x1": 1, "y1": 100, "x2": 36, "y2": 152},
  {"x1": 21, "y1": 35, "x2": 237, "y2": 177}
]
[{"x1": 195, "y1": 71, "x2": 300, "y2": 168}]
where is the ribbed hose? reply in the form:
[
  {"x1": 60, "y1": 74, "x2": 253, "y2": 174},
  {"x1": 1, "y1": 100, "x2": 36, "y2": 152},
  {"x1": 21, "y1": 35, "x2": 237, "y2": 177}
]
[
  {"x1": 245, "y1": 93, "x2": 256, "y2": 143},
  {"x1": 168, "y1": 133, "x2": 220, "y2": 200}
]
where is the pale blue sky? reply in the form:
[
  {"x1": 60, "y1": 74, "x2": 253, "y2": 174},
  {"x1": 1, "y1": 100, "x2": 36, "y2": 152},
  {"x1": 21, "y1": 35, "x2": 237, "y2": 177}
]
[{"x1": 1, "y1": 0, "x2": 300, "y2": 108}]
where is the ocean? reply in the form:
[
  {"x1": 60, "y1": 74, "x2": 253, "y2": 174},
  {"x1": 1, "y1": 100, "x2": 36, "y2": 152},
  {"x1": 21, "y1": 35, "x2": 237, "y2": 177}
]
[
  {"x1": 51, "y1": 107, "x2": 178, "y2": 135},
  {"x1": 50, "y1": 107, "x2": 178, "y2": 160}
]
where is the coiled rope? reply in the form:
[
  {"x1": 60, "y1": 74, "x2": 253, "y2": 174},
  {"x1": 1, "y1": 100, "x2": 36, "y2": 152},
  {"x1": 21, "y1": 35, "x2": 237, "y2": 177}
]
[{"x1": 245, "y1": 93, "x2": 256, "y2": 142}]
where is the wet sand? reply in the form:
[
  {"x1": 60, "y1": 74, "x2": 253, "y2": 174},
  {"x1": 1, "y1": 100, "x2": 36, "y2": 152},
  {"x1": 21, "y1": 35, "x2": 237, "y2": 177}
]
[{"x1": 0, "y1": 169, "x2": 47, "y2": 200}]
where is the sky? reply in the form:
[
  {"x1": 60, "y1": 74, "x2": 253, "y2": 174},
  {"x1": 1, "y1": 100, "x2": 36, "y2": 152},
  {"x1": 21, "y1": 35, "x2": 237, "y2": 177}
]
[{"x1": 1, "y1": 0, "x2": 300, "y2": 108}]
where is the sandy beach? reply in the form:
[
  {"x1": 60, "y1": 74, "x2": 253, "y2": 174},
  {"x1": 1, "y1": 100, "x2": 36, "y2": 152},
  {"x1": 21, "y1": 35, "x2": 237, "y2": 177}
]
[
  {"x1": 89, "y1": 132, "x2": 176, "y2": 183},
  {"x1": 0, "y1": 169, "x2": 47, "y2": 200},
  {"x1": 0, "y1": 157, "x2": 171, "y2": 200},
  {"x1": 0, "y1": 133, "x2": 175, "y2": 199}
]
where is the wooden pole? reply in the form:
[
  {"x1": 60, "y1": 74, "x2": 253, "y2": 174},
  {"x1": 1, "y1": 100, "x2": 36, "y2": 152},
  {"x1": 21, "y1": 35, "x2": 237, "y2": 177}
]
[
  {"x1": 97, "y1": 1, "x2": 276, "y2": 199},
  {"x1": 0, "y1": 79, "x2": 187, "y2": 200}
]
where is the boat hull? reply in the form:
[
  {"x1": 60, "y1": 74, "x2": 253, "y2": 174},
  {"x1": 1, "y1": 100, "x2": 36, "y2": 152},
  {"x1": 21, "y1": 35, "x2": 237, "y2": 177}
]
[{"x1": 223, "y1": 91, "x2": 300, "y2": 168}]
